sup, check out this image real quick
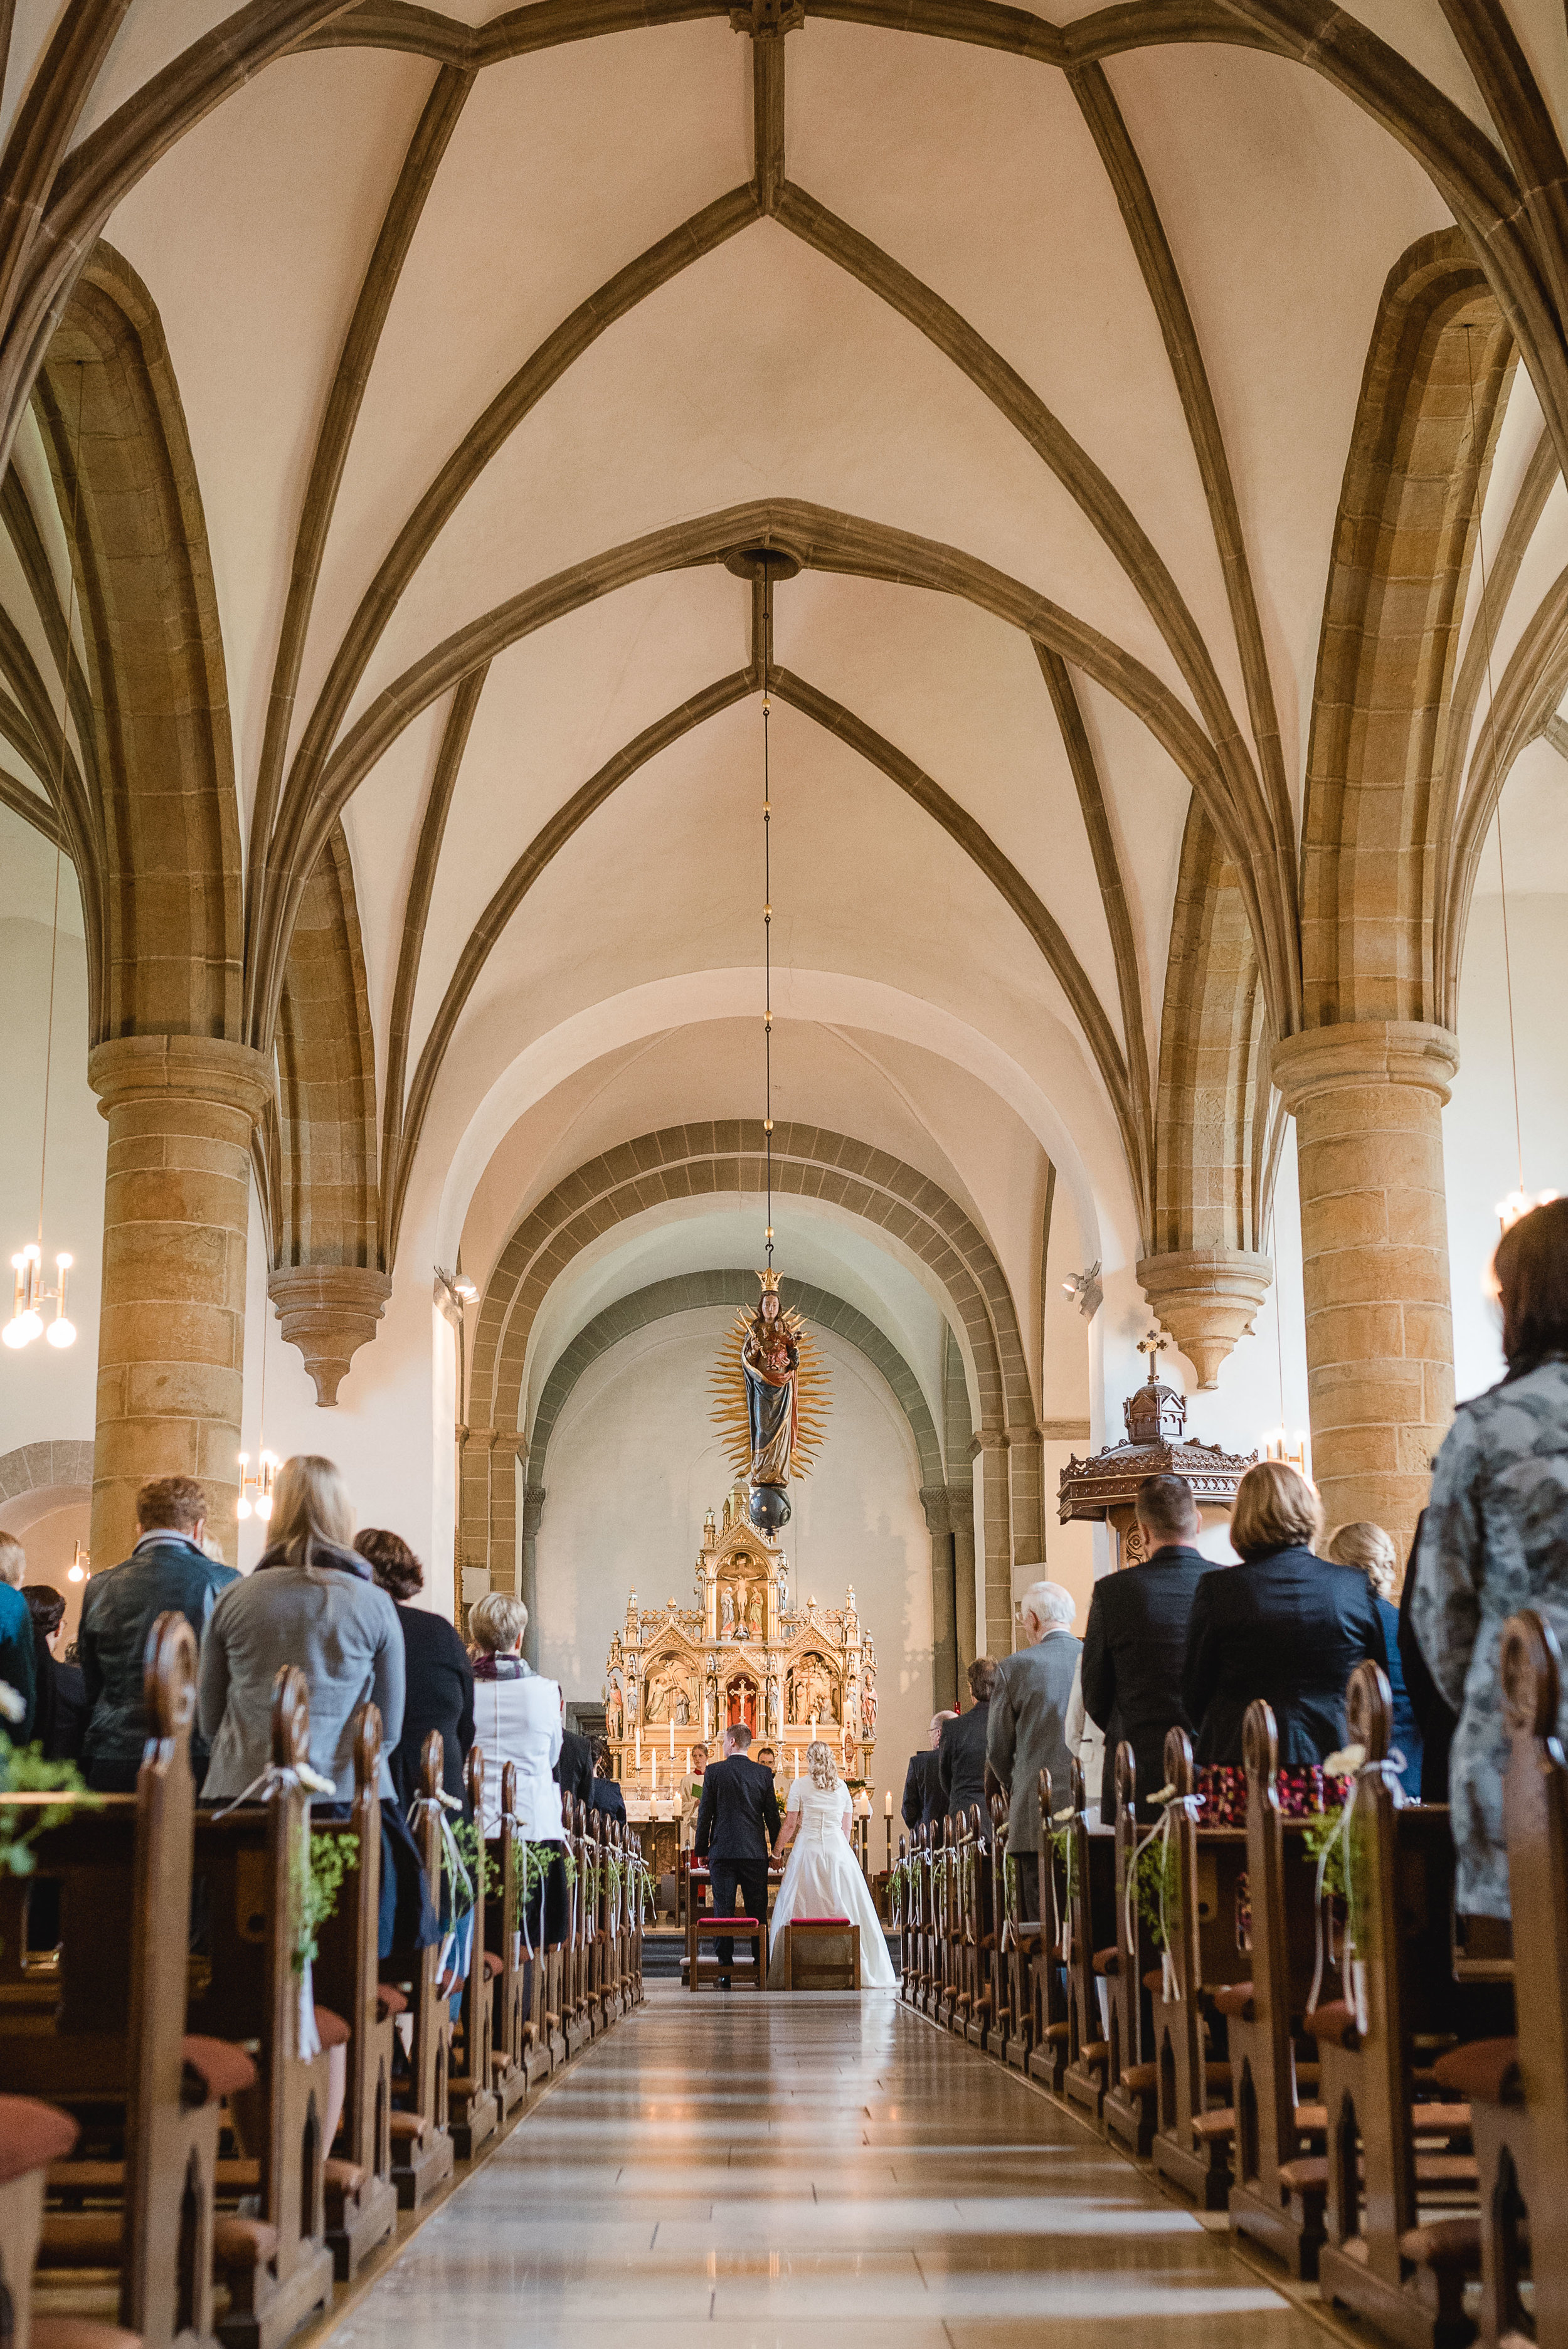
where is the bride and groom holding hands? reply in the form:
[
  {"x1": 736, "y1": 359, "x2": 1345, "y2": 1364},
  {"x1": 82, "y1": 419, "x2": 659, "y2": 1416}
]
[{"x1": 692, "y1": 1721, "x2": 898, "y2": 1988}]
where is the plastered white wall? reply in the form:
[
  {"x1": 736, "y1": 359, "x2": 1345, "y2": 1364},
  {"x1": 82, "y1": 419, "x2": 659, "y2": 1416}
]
[
  {"x1": 532, "y1": 1307, "x2": 933, "y2": 1821},
  {"x1": 1446, "y1": 891, "x2": 1568, "y2": 1405}
]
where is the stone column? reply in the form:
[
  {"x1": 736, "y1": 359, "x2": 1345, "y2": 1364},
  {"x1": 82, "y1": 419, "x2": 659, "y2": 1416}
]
[
  {"x1": 948, "y1": 1477, "x2": 978, "y2": 1680},
  {"x1": 267, "y1": 1265, "x2": 392, "y2": 1405},
  {"x1": 520, "y1": 1483, "x2": 546, "y2": 1665},
  {"x1": 971, "y1": 1429, "x2": 1012, "y2": 1661},
  {"x1": 88, "y1": 1034, "x2": 272, "y2": 1569},
  {"x1": 1272, "y1": 1020, "x2": 1459, "y2": 1557},
  {"x1": 458, "y1": 1426, "x2": 496, "y2": 1601},
  {"x1": 1135, "y1": 1249, "x2": 1273, "y2": 1388},
  {"x1": 919, "y1": 1486, "x2": 958, "y2": 1709},
  {"x1": 1005, "y1": 1423, "x2": 1045, "y2": 1626}
]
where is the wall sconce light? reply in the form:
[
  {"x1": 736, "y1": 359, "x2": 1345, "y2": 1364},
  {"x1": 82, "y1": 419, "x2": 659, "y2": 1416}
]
[
  {"x1": 1060, "y1": 1261, "x2": 1102, "y2": 1322},
  {"x1": 66, "y1": 1539, "x2": 89, "y2": 1584}
]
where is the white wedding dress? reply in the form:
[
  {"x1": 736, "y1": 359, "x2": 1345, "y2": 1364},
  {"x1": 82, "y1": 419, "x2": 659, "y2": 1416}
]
[{"x1": 767, "y1": 1774, "x2": 898, "y2": 1987}]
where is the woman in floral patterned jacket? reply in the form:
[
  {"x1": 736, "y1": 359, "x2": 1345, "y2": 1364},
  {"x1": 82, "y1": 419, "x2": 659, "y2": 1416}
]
[{"x1": 1412, "y1": 1197, "x2": 1568, "y2": 1919}]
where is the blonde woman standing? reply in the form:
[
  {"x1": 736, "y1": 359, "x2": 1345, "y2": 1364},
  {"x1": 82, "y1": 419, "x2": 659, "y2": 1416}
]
[
  {"x1": 198, "y1": 1455, "x2": 404, "y2": 1801},
  {"x1": 1325, "y1": 1520, "x2": 1421, "y2": 1799},
  {"x1": 767, "y1": 1737, "x2": 896, "y2": 1988}
]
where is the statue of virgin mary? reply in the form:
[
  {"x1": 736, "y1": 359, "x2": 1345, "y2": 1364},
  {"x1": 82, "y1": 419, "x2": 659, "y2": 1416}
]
[{"x1": 710, "y1": 1270, "x2": 830, "y2": 1532}]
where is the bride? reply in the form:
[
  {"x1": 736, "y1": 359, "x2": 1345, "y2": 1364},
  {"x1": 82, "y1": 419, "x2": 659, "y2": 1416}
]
[{"x1": 768, "y1": 1739, "x2": 898, "y2": 1988}]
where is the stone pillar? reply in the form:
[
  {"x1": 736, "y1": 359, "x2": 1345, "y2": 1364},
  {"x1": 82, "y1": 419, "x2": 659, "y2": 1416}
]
[
  {"x1": 1135, "y1": 1249, "x2": 1273, "y2": 1389},
  {"x1": 970, "y1": 1429, "x2": 1012, "y2": 1661},
  {"x1": 458, "y1": 1425, "x2": 496, "y2": 1601},
  {"x1": 520, "y1": 1483, "x2": 546, "y2": 1665},
  {"x1": 88, "y1": 1034, "x2": 272, "y2": 1569},
  {"x1": 1273, "y1": 1020, "x2": 1459, "y2": 1557},
  {"x1": 1005, "y1": 1423, "x2": 1045, "y2": 1625},
  {"x1": 919, "y1": 1486, "x2": 958, "y2": 1710},
  {"x1": 951, "y1": 1502, "x2": 977, "y2": 1683},
  {"x1": 487, "y1": 1433, "x2": 526, "y2": 1597}
]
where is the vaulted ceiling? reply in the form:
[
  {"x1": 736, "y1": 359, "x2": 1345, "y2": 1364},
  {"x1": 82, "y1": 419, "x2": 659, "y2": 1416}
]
[{"x1": 1, "y1": 0, "x2": 1567, "y2": 1427}]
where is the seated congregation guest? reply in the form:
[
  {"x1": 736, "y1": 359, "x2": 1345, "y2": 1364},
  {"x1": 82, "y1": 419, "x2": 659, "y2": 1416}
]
[
  {"x1": 199, "y1": 1455, "x2": 404, "y2": 1801},
  {"x1": 937, "y1": 1658, "x2": 998, "y2": 1825},
  {"x1": 355, "y1": 1528, "x2": 474, "y2": 1815},
  {"x1": 590, "y1": 1740, "x2": 627, "y2": 1825},
  {"x1": 1081, "y1": 1472, "x2": 1209, "y2": 1820},
  {"x1": 0, "y1": 1533, "x2": 36, "y2": 1738},
  {"x1": 1412, "y1": 1196, "x2": 1568, "y2": 1921},
  {"x1": 903, "y1": 1712, "x2": 955, "y2": 1833},
  {"x1": 1325, "y1": 1520, "x2": 1421, "y2": 1800},
  {"x1": 469, "y1": 1592, "x2": 569, "y2": 1946},
  {"x1": 987, "y1": 1584, "x2": 1078, "y2": 1912},
  {"x1": 22, "y1": 1585, "x2": 87, "y2": 1761},
  {"x1": 79, "y1": 1477, "x2": 235, "y2": 1791},
  {"x1": 1182, "y1": 1460, "x2": 1385, "y2": 1820}
]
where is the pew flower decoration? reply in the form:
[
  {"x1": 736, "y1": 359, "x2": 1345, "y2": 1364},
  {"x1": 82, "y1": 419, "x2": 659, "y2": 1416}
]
[
  {"x1": 1049, "y1": 1807, "x2": 1078, "y2": 1901},
  {"x1": 1, "y1": 1685, "x2": 98, "y2": 1879},
  {"x1": 452, "y1": 1820, "x2": 493, "y2": 1913},
  {"x1": 295, "y1": 1830, "x2": 359, "y2": 1972}
]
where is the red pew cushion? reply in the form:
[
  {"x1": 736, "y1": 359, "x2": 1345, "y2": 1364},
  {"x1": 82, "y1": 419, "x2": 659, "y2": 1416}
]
[{"x1": 0, "y1": 2097, "x2": 77, "y2": 2185}]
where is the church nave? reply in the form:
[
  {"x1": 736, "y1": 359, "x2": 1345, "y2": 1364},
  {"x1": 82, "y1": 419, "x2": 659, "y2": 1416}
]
[{"x1": 327, "y1": 1996, "x2": 1327, "y2": 2349}]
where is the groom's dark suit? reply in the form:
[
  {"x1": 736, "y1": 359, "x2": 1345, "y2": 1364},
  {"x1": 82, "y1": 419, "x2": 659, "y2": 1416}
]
[{"x1": 694, "y1": 1751, "x2": 780, "y2": 1973}]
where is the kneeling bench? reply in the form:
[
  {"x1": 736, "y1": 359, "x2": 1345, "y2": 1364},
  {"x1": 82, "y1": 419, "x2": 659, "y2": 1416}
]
[{"x1": 781, "y1": 1919, "x2": 861, "y2": 1991}]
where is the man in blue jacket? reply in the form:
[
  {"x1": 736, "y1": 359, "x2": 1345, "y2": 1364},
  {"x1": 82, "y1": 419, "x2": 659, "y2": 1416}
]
[
  {"x1": 0, "y1": 1532, "x2": 38, "y2": 1740},
  {"x1": 79, "y1": 1476, "x2": 237, "y2": 1791}
]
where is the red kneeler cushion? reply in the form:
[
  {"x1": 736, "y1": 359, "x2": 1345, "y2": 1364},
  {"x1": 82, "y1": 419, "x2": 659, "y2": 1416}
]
[
  {"x1": 0, "y1": 2096, "x2": 78, "y2": 2185},
  {"x1": 790, "y1": 1917, "x2": 852, "y2": 1927}
]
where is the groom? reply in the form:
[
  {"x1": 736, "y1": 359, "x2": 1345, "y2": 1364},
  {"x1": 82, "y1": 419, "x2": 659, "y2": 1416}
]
[{"x1": 693, "y1": 1721, "x2": 780, "y2": 1983}]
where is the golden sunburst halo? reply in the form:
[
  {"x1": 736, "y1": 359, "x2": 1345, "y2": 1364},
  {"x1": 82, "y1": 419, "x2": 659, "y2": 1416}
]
[{"x1": 709, "y1": 1304, "x2": 831, "y2": 1482}]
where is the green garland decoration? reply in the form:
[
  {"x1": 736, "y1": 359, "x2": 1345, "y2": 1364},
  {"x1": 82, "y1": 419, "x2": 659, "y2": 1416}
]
[
  {"x1": 1131, "y1": 1832, "x2": 1181, "y2": 1951},
  {"x1": 1, "y1": 1727, "x2": 97, "y2": 1879},
  {"x1": 295, "y1": 1828, "x2": 359, "y2": 1974}
]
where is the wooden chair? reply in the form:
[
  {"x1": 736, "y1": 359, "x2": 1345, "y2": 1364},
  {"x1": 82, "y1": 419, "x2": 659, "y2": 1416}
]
[
  {"x1": 1150, "y1": 1727, "x2": 1248, "y2": 2210},
  {"x1": 184, "y1": 1668, "x2": 337, "y2": 2349},
  {"x1": 1027, "y1": 1769, "x2": 1072, "y2": 2096},
  {"x1": 484, "y1": 1762, "x2": 533, "y2": 2117},
  {"x1": 447, "y1": 1747, "x2": 498, "y2": 2160},
  {"x1": 309, "y1": 1705, "x2": 396, "y2": 2280},
  {"x1": 1311, "y1": 1662, "x2": 1500, "y2": 2349},
  {"x1": 385, "y1": 1733, "x2": 454, "y2": 2210},
  {"x1": 1431, "y1": 1608, "x2": 1565, "y2": 2349},
  {"x1": 1224, "y1": 1700, "x2": 1333, "y2": 2278},
  {"x1": 8, "y1": 1613, "x2": 240, "y2": 2349},
  {"x1": 1102, "y1": 1744, "x2": 1160, "y2": 2158},
  {"x1": 1062, "y1": 1761, "x2": 1116, "y2": 2128}
]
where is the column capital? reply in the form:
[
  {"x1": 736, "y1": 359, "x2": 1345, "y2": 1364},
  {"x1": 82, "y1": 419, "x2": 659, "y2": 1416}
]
[
  {"x1": 521, "y1": 1483, "x2": 547, "y2": 1539},
  {"x1": 1272, "y1": 1020, "x2": 1459, "y2": 1114},
  {"x1": 267, "y1": 1265, "x2": 393, "y2": 1408},
  {"x1": 1137, "y1": 1247, "x2": 1273, "y2": 1391},
  {"x1": 89, "y1": 1033, "x2": 273, "y2": 1127},
  {"x1": 970, "y1": 1424, "x2": 1007, "y2": 1456},
  {"x1": 462, "y1": 1425, "x2": 499, "y2": 1454}
]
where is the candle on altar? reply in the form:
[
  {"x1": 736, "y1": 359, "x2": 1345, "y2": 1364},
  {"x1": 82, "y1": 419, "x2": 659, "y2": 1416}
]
[
  {"x1": 669, "y1": 1715, "x2": 674, "y2": 1758},
  {"x1": 884, "y1": 1790, "x2": 893, "y2": 1816}
]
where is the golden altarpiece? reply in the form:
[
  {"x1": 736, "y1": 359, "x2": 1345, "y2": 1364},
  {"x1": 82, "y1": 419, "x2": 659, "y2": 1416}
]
[{"x1": 603, "y1": 1482, "x2": 877, "y2": 1817}]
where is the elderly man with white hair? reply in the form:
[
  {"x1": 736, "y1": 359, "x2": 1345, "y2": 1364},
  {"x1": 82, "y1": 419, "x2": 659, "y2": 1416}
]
[{"x1": 985, "y1": 1581, "x2": 1081, "y2": 1919}]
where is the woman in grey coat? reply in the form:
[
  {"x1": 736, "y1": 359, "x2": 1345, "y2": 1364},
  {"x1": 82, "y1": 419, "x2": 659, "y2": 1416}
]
[
  {"x1": 1412, "y1": 1198, "x2": 1568, "y2": 1918},
  {"x1": 199, "y1": 1455, "x2": 405, "y2": 1800}
]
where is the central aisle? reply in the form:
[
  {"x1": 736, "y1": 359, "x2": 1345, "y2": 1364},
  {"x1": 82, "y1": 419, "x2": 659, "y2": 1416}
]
[{"x1": 331, "y1": 1995, "x2": 1330, "y2": 2349}]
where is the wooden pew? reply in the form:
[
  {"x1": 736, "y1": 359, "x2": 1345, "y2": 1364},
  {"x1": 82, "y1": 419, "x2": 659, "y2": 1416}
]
[
  {"x1": 183, "y1": 1668, "x2": 336, "y2": 2349},
  {"x1": 563, "y1": 1800, "x2": 593, "y2": 2047},
  {"x1": 1061, "y1": 1761, "x2": 1117, "y2": 2128},
  {"x1": 960, "y1": 1806, "x2": 995, "y2": 2047},
  {"x1": 997, "y1": 1793, "x2": 1035, "y2": 2072},
  {"x1": 987, "y1": 1797, "x2": 1020, "y2": 2062},
  {"x1": 3, "y1": 1613, "x2": 237, "y2": 2349},
  {"x1": 445, "y1": 1747, "x2": 498, "y2": 2161},
  {"x1": 1150, "y1": 1727, "x2": 1248, "y2": 2210},
  {"x1": 385, "y1": 1734, "x2": 455, "y2": 2210},
  {"x1": 1433, "y1": 1607, "x2": 1566, "y2": 2349},
  {"x1": 309, "y1": 1705, "x2": 397, "y2": 2279},
  {"x1": 933, "y1": 1815, "x2": 961, "y2": 2032},
  {"x1": 1224, "y1": 1701, "x2": 1333, "y2": 2278},
  {"x1": 484, "y1": 1762, "x2": 532, "y2": 2118},
  {"x1": 906, "y1": 1825, "x2": 931, "y2": 2012},
  {"x1": 1027, "y1": 1769, "x2": 1071, "y2": 2097},
  {"x1": 1311, "y1": 1662, "x2": 1499, "y2": 2349},
  {"x1": 1101, "y1": 1744, "x2": 1160, "y2": 2158}
]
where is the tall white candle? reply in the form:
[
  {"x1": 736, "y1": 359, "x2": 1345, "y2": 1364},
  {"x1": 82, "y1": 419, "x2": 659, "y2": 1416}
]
[{"x1": 669, "y1": 1716, "x2": 675, "y2": 1757}]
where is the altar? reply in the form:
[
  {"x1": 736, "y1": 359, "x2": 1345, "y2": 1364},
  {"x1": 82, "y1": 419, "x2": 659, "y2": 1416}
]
[{"x1": 604, "y1": 1482, "x2": 877, "y2": 1815}]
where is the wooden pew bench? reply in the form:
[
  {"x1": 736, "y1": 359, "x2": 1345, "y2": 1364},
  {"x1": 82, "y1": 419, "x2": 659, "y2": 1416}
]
[
  {"x1": 1102, "y1": 1747, "x2": 1160, "y2": 2159},
  {"x1": 1149, "y1": 1729, "x2": 1248, "y2": 2210},
  {"x1": 3, "y1": 1615, "x2": 241, "y2": 2349},
  {"x1": 1061, "y1": 1763, "x2": 1118, "y2": 2128},
  {"x1": 382, "y1": 1735, "x2": 455, "y2": 2210}
]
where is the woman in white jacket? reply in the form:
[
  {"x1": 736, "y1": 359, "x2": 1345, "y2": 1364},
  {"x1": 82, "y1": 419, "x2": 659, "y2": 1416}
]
[{"x1": 469, "y1": 1592, "x2": 568, "y2": 1944}]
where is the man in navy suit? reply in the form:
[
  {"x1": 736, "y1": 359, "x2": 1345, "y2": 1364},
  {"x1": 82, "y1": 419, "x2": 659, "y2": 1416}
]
[{"x1": 694, "y1": 1721, "x2": 780, "y2": 1981}]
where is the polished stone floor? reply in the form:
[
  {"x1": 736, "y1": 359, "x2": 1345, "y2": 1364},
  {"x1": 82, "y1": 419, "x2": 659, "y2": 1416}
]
[{"x1": 327, "y1": 1991, "x2": 1332, "y2": 2349}]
